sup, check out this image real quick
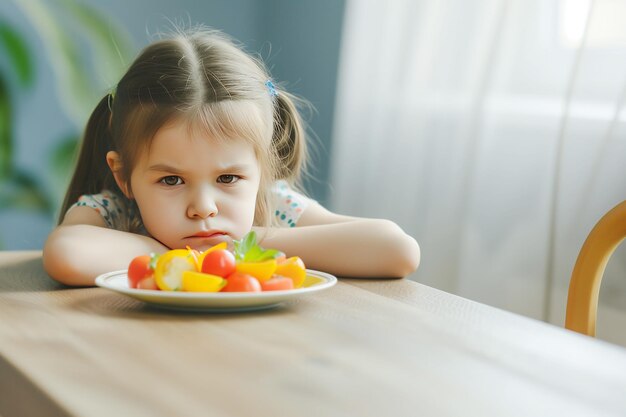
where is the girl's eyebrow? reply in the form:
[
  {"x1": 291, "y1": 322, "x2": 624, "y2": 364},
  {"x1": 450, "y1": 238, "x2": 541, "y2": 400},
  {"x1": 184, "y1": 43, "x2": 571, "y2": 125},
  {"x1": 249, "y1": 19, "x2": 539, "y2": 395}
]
[
  {"x1": 147, "y1": 163, "x2": 184, "y2": 174},
  {"x1": 147, "y1": 163, "x2": 253, "y2": 173},
  {"x1": 214, "y1": 163, "x2": 253, "y2": 173}
]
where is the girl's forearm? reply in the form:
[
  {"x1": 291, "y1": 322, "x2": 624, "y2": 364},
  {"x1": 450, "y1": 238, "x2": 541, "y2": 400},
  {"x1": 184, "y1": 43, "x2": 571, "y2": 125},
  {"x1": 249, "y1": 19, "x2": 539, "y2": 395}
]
[
  {"x1": 255, "y1": 220, "x2": 420, "y2": 278},
  {"x1": 43, "y1": 225, "x2": 169, "y2": 286},
  {"x1": 43, "y1": 220, "x2": 420, "y2": 286}
]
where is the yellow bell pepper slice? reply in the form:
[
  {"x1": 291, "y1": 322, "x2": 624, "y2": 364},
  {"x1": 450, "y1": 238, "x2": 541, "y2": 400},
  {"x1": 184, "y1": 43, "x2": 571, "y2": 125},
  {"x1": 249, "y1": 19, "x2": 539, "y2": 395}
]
[
  {"x1": 302, "y1": 275, "x2": 324, "y2": 287},
  {"x1": 154, "y1": 249, "x2": 197, "y2": 291},
  {"x1": 181, "y1": 271, "x2": 227, "y2": 292}
]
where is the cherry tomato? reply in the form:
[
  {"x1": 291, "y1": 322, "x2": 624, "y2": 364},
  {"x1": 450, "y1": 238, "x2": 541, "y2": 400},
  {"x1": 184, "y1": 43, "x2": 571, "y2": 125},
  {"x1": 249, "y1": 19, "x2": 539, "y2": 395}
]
[
  {"x1": 222, "y1": 272, "x2": 261, "y2": 292},
  {"x1": 196, "y1": 242, "x2": 228, "y2": 270},
  {"x1": 128, "y1": 255, "x2": 153, "y2": 289},
  {"x1": 260, "y1": 275, "x2": 294, "y2": 291},
  {"x1": 137, "y1": 277, "x2": 159, "y2": 290},
  {"x1": 201, "y1": 249, "x2": 236, "y2": 277}
]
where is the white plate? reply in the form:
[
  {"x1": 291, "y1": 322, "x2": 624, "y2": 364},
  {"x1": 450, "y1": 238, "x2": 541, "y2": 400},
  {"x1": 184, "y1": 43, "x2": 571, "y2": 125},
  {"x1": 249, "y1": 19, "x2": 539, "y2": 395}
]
[{"x1": 95, "y1": 269, "x2": 337, "y2": 312}]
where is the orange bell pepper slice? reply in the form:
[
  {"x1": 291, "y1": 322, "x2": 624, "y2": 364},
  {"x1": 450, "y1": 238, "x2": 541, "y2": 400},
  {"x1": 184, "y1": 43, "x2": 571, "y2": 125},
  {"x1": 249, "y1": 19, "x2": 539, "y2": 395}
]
[
  {"x1": 235, "y1": 259, "x2": 277, "y2": 282},
  {"x1": 275, "y1": 256, "x2": 307, "y2": 288}
]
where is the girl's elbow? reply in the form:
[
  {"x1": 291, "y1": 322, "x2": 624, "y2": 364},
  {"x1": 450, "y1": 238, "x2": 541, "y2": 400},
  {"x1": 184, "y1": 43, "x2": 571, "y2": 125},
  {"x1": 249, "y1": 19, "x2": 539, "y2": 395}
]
[
  {"x1": 390, "y1": 235, "x2": 420, "y2": 277},
  {"x1": 380, "y1": 220, "x2": 421, "y2": 277},
  {"x1": 43, "y1": 234, "x2": 84, "y2": 287},
  {"x1": 43, "y1": 245, "x2": 71, "y2": 286},
  {"x1": 401, "y1": 236, "x2": 421, "y2": 276}
]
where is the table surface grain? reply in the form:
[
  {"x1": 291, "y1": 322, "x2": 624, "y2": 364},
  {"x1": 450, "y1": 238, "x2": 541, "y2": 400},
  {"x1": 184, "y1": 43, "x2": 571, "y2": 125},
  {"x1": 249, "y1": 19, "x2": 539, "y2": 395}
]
[{"x1": 1, "y1": 251, "x2": 625, "y2": 417}]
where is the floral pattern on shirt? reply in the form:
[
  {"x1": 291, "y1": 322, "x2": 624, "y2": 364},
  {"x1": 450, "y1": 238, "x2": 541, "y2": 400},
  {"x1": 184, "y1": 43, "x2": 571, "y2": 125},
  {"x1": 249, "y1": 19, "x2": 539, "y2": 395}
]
[
  {"x1": 72, "y1": 190, "x2": 130, "y2": 230},
  {"x1": 272, "y1": 180, "x2": 309, "y2": 227}
]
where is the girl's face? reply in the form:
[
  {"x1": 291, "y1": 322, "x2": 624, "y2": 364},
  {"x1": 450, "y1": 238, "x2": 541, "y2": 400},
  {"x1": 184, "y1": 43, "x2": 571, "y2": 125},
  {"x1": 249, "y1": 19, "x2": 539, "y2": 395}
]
[{"x1": 125, "y1": 118, "x2": 261, "y2": 251}]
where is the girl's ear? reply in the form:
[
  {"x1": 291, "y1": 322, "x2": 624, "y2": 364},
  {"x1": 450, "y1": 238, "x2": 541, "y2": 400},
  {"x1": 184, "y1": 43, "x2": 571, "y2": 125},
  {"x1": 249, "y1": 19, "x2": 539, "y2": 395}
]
[{"x1": 106, "y1": 151, "x2": 132, "y2": 198}]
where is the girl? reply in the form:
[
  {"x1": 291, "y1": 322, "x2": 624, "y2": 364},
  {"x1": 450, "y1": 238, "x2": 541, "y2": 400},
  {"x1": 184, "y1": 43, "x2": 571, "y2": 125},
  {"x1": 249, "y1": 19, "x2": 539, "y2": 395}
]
[{"x1": 43, "y1": 29, "x2": 420, "y2": 286}]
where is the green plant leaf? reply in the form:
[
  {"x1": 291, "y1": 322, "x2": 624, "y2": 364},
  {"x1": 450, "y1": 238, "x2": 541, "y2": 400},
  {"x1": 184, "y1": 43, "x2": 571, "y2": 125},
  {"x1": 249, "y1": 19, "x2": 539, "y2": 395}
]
[
  {"x1": 0, "y1": 20, "x2": 34, "y2": 88},
  {"x1": 59, "y1": 0, "x2": 133, "y2": 81},
  {"x1": 0, "y1": 75, "x2": 12, "y2": 178},
  {"x1": 0, "y1": 169, "x2": 53, "y2": 215},
  {"x1": 13, "y1": 0, "x2": 133, "y2": 127},
  {"x1": 50, "y1": 134, "x2": 78, "y2": 178},
  {"x1": 14, "y1": 0, "x2": 93, "y2": 126}
]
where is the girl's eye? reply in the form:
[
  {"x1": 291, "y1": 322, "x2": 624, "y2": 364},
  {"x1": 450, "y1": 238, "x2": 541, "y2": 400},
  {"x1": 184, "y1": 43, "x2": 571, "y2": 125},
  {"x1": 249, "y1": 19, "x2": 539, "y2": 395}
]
[
  {"x1": 160, "y1": 176, "x2": 183, "y2": 186},
  {"x1": 217, "y1": 174, "x2": 240, "y2": 184}
]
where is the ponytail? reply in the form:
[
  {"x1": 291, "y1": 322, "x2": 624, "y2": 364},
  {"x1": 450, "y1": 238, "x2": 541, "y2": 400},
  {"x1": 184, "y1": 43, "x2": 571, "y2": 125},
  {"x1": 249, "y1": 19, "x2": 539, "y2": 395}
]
[
  {"x1": 57, "y1": 94, "x2": 117, "y2": 224},
  {"x1": 271, "y1": 90, "x2": 309, "y2": 184}
]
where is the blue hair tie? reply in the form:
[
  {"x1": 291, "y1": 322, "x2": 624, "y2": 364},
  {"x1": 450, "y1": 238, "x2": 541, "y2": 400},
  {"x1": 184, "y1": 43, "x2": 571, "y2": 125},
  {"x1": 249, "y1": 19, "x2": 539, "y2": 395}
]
[{"x1": 265, "y1": 80, "x2": 278, "y2": 98}]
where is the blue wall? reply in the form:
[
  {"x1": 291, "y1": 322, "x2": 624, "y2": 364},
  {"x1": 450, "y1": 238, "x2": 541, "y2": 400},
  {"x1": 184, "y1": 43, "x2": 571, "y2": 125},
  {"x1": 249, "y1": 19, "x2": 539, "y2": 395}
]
[
  {"x1": 262, "y1": 0, "x2": 345, "y2": 204},
  {"x1": 0, "y1": 0, "x2": 345, "y2": 249}
]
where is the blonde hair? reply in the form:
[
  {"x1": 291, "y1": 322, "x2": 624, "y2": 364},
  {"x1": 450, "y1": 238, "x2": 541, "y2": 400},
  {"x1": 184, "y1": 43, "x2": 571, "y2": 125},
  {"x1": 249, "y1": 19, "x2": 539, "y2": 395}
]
[{"x1": 59, "y1": 29, "x2": 309, "y2": 232}]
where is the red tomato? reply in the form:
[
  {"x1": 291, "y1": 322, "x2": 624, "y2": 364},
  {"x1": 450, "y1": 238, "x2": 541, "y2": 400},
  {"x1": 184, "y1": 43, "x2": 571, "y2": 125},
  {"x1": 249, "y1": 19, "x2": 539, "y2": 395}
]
[
  {"x1": 202, "y1": 249, "x2": 236, "y2": 277},
  {"x1": 128, "y1": 255, "x2": 153, "y2": 289},
  {"x1": 260, "y1": 275, "x2": 294, "y2": 291},
  {"x1": 137, "y1": 277, "x2": 158, "y2": 290},
  {"x1": 222, "y1": 272, "x2": 261, "y2": 292}
]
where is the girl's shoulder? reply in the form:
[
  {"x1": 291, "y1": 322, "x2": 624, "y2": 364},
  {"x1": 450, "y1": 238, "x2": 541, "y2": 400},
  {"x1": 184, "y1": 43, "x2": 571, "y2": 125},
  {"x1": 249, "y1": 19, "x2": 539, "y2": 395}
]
[
  {"x1": 69, "y1": 189, "x2": 132, "y2": 230},
  {"x1": 272, "y1": 180, "x2": 311, "y2": 227}
]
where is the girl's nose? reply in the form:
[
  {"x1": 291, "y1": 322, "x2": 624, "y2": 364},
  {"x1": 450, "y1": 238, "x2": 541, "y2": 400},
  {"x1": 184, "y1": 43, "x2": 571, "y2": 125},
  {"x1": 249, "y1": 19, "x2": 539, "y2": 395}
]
[{"x1": 187, "y1": 188, "x2": 218, "y2": 219}]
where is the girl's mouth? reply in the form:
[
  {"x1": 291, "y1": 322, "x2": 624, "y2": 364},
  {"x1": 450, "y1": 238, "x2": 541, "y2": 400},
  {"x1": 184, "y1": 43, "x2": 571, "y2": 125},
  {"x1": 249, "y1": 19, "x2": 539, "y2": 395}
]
[
  {"x1": 183, "y1": 232, "x2": 232, "y2": 251},
  {"x1": 184, "y1": 231, "x2": 231, "y2": 246},
  {"x1": 184, "y1": 231, "x2": 230, "y2": 247},
  {"x1": 186, "y1": 231, "x2": 227, "y2": 239}
]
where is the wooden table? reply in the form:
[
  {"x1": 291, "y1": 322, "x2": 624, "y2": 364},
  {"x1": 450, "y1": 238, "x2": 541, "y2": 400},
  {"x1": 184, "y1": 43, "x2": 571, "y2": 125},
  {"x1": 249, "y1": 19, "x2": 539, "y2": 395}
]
[{"x1": 1, "y1": 251, "x2": 626, "y2": 417}]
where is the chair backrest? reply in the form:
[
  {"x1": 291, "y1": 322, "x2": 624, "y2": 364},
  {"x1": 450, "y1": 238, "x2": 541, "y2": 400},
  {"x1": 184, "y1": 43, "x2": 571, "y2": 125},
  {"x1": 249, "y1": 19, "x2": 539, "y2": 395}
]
[{"x1": 566, "y1": 200, "x2": 626, "y2": 336}]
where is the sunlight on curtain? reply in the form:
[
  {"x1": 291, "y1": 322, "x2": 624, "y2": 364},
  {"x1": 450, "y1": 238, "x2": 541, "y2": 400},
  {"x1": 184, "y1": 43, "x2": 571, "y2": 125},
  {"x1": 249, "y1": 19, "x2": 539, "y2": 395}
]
[{"x1": 330, "y1": 0, "x2": 626, "y2": 337}]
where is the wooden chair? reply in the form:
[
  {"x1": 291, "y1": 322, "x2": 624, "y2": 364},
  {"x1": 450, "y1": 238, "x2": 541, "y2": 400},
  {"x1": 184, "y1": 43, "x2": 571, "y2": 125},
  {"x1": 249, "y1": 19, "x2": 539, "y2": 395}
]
[{"x1": 566, "y1": 200, "x2": 626, "y2": 336}]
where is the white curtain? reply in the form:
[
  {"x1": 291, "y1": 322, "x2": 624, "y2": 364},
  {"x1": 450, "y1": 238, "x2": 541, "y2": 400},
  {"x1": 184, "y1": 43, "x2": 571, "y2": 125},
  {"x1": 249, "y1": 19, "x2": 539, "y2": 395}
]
[{"x1": 330, "y1": 0, "x2": 626, "y2": 332}]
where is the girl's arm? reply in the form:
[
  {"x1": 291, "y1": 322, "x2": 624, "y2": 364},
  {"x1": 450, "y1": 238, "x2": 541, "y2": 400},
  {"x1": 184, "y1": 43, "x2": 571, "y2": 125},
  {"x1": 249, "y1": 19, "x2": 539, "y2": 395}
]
[
  {"x1": 43, "y1": 207, "x2": 169, "y2": 286},
  {"x1": 255, "y1": 202, "x2": 420, "y2": 278}
]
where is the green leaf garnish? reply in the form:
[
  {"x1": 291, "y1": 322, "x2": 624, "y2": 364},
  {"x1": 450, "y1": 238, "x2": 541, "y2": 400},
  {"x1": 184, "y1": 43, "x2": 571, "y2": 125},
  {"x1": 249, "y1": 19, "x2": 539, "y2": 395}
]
[
  {"x1": 148, "y1": 252, "x2": 159, "y2": 270},
  {"x1": 234, "y1": 231, "x2": 280, "y2": 263},
  {"x1": 255, "y1": 249, "x2": 280, "y2": 262}
]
